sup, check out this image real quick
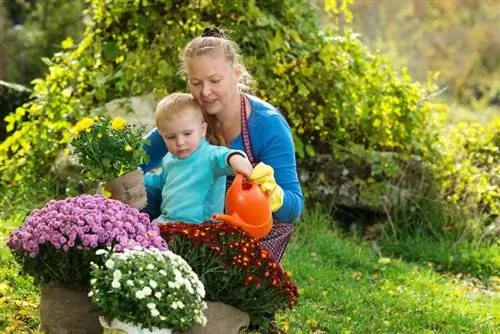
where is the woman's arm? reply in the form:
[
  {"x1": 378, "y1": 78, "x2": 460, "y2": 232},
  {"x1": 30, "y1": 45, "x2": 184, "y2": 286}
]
[
  {"x1": 259, "y1": 115, "x2": 304, "y2": 223},
  {"x1": 141, "y1": 128, "x2": 168, "y2": 219},
  {"x1": 141, "y1": 128, "x2": 168, "y2": 173}
]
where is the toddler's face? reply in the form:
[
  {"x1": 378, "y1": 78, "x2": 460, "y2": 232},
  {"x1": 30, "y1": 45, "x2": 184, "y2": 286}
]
[{"x1": 160, "y1": 109, "x2": 207, "y2": 159}]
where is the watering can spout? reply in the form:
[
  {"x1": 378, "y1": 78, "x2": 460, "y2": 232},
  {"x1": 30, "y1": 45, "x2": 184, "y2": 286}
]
[{"x1": 212, "y1": 214, "x2": 245, "y2": 229}]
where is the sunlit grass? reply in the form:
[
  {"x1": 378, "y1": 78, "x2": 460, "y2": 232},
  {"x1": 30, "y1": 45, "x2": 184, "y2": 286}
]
[{"x1": 278, "y1": 229, "x2": 499, "y2": 333}]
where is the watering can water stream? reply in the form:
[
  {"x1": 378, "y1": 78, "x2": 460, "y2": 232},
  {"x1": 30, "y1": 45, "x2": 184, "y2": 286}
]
[{"x1": 212, "y1": 174, "x2": 273, "y2": 239}]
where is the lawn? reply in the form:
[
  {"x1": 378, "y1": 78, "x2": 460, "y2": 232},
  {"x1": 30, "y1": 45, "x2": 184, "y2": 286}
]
[{"x1": 1, "y1": 204, "x2": 499, "y2": 333}]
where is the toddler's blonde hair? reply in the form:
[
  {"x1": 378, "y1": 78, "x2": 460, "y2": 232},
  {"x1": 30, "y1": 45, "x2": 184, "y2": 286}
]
[{"x1": 155, "y1": 93, "x2": 224, "y2": 146}]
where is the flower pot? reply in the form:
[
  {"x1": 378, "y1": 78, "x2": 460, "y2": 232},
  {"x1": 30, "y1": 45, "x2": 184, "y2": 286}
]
[
  {"x1": 100, "y1": 317, "x2": 172, "y2": 334},
  {"x1": 39, "y1": 284, "x2": 102, "y2": 333},
  {"x1": 184, "y1": 302, "x2": 249, "y2": 334},
  {"x1": 104, "y1": 169, "x2": 147, "y2": 209}
]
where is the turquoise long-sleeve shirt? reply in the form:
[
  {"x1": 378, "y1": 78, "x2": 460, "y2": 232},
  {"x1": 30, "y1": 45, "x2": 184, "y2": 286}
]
[
  {"x1": 142, "y1": 94, "x2": 304, "y2": 223},
  {"x1": 148, "y1": 138, "x2": 241, "y2": 224}
]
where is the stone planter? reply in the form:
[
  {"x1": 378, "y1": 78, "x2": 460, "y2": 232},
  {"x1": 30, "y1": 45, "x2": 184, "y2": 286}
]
[{"x1": 184, "y1": 301, "x2": 250, "y2": 334}]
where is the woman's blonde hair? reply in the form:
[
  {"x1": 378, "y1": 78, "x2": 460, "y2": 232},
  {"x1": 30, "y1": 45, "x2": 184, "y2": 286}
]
[
  {"x1": 180, "y1": 27, "x2": 254, "y2": 92},
  {"x1": 155, "y1": 93, "x2": 225, "y2": 146}
]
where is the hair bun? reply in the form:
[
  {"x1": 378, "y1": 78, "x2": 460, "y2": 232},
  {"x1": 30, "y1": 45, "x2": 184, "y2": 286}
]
[{"x1": 201, "y1": 27, "x2": 227, "y2": 39}]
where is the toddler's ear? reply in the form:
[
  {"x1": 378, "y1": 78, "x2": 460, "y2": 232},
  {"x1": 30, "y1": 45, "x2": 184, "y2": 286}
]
[{"x1": 201, "y1": 122, "x2": 208, "y2": 137}]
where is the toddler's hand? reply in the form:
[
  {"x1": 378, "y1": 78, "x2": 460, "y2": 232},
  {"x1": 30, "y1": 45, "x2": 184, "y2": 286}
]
[{"x1": 229, "y1": 154, "x2": 253, "y2": 177}]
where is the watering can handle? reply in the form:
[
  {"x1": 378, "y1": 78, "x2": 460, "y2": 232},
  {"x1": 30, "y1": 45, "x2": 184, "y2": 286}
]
[{"x1": 233, "y1": 173, "x2": 244, "y2": 190}]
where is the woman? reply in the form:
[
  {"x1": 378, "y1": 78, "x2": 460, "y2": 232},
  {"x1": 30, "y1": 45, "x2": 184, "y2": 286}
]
[{"x1": 142, "y1": 27, "x2": 304, "y2": 262}]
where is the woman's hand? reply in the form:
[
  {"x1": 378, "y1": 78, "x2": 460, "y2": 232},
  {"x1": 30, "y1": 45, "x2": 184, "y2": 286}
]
[
  {"x1": 248, "y1": 162, "x2": 284, "y2": 212},
  {"x1": 228, "y1": 154, "x2": 253, "y2": 177}
]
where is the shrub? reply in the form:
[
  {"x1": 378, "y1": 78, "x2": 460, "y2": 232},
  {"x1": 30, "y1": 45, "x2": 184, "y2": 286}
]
[
  {"x1": 160, "y1": 222, "x2": 299, "y2": 327},
  {"x1": 90, "y1": 248, "x2": 206, "y2": 331},
  {"x1": 71, "y1": 116, "x2": 148, "y2": 182},
  {"x1": 7, "y1": 194, "x2": 166, "y2": 289},
  {"x1": 0, "y1": 0, "x2": 438, "y2": 189},
  {"x1": 0, "y1": 81, "x2": 31, "y2": 142}
]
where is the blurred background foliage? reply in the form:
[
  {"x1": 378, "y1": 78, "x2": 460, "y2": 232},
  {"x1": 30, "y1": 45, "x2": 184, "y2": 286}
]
[
  {"x1": 0, "y1": 0, "x2": 498, "y2": 245},
  {"x1": 328, "y1": 0, "x2": 500, "y2": 108}
]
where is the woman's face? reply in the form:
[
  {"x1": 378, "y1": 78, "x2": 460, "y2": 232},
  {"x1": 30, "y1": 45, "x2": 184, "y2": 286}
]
[{"x1": 187, "y1": 53, "x2": 240, "y2": 116}]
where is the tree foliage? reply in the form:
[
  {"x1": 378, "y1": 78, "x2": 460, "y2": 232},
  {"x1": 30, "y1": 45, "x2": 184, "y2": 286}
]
[{"x1": 344, "y1": 0, "x2": 500, "y2": 106}]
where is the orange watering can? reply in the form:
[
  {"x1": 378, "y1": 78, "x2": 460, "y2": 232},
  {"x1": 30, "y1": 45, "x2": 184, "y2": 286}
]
[{"x1": 212, "y1": 174, "x2": 273, "y2": 239}]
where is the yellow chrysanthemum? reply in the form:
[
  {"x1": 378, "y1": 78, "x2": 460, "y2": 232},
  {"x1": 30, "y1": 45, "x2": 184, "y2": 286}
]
[
  {"x1": 111, "y1": 117, "x2": 127, "y2": 130},
  {"x1": 125, "y1": 145, "x2": 133, "y2": 152},
  {"x1": 72, "y1": 117, "x2": 94, "y2": 134},
  {"x1": 98, "y1": 133, "x2": 103, "y2": 138},
  {"x1": 101, "y1": 188, "x2": 112, "y2": 198}
]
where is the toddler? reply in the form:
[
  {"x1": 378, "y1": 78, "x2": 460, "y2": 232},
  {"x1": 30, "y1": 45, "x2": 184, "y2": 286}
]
[{"x1": 147, "y1": 93, "x2": 253, "y2": 224}]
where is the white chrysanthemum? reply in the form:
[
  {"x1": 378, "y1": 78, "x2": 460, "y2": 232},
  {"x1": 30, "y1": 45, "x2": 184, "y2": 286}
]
[
  {"x1": 95, "y1": 249, "x2": 107, "y2": 255},
  {"x1": 111, "y1": 280, "x2": 120, "y2": 289},
  {"x1": 90, "y1": 278, "x2": 97, "y2": 285},
  {"x1": 151, "y1": 309, "x2": 160, "y2": 317},
  {"x1": 105, "y1": 259, "x2": 115, "y2": 269},
  {"x1": 146, "y1": 303, "x2": 156, "y2": 309},
  {"x1": 146, "y1": 264, "x2": 155, "y2": 270},
  {"x1": 159, "y1": 270, "x2": 167, "y2": 276},
  {"x1": 197, "y1": 285, "x2": 206, "y2": 298},
  {"x1": 155, "y1": 292, "x2": 162, "y2": 299},
  {"x1": 126, "y1": 280, "x2": 134, "y2": 286},
  {"x1": 113, "y1": 270, "x2": 122, "y2": 281},
  {"x1": 135, "y1": 290, "x2": 145, "y2": 299},
  {"x1": 168, "y1": 281, "x2": 180, "y2": 289},
  {"x1": 143, "y1": 286, "x2": 152, "y2": 296},
  {"x1": 88, "y1": 291, "x2": 93, "y2": 297},
  {"x1": 149, "y1": 280, "x2": 158, "y2": 289}
]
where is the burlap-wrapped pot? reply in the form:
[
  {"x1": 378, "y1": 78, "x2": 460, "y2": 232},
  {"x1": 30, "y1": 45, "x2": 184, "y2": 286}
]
[
  {"x1": 184, "y1": 302, "x2": 250, "y2": 334},
  {"x1": 40, "y1": 284, "x2": 102, "y2": 334},
  {"x1": 104, "y1": 169, "x2": 146, "y2": 210}
]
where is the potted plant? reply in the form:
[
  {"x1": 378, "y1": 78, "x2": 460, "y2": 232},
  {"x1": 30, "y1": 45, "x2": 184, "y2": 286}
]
[
  {"x1": 90, "y1": 248, "x2": 207, "y2": 333},
  {"x1": 159, "y1": 222, "x2": 299, "y2": 333},
  {"x1": 7, "y1": 194, "x2": 167, "y2": 333},
  {"x1": 71, "y1": 116, "x2": 149, "y2": 209}
]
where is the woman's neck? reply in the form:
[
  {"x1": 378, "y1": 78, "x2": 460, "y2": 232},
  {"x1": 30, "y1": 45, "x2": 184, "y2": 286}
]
[
  {"x1": 216, "y1": 92, "x2": 246, "y2": 144},
  {"x1": 216, "y1": 93, "x2": 242, "y2": 127}
]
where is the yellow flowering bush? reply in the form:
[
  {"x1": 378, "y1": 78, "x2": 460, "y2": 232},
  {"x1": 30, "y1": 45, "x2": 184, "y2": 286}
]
[{"x1": 71, "y1": 116, "x2": 149, "y2": 183}]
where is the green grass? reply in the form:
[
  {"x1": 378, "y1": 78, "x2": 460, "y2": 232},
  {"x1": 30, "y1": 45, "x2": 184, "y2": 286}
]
[
  {"x1": 1, "y1": 201, "x2": 499, "y2": 333},
  {"x1": 278, "y1": 231, "x2": 499, "y2": 333},
  {"x1": 0, "y1": 212, "x2": 40, "y2": 332},
  {"x1": 276, "y1": 207, "x2": 499, "y2": 333},
  {"x1": 379, "y1": 234, "x2": 500, "y2": 280}
]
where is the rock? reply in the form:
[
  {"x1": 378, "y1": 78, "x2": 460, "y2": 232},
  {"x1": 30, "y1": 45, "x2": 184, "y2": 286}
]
[
  {"x1": 104, "y1": 93, "x2": 157, "y2": 131},
  {"x1": 298, "y1": 153, "x2": 426, "y2": 214}
]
